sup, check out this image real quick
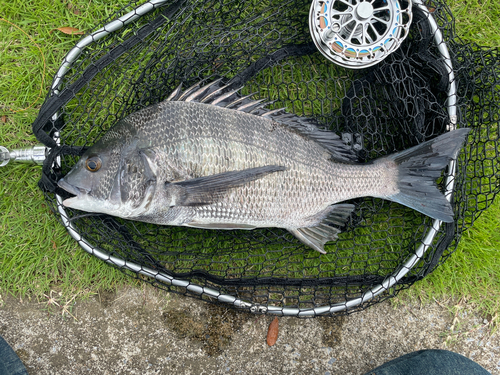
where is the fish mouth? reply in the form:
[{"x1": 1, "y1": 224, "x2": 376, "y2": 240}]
[{"x1": 57, "y1": 178, "x2": 90, "y2": 207}]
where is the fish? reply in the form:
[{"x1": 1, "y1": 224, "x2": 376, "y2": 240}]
[{"x1": 58, "y1": 80, "x2": 470, "y2": 254}]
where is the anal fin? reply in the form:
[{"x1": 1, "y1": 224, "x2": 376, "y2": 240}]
[{"x1": 288, "y1": 203, "x2": 355, "y2": 254}]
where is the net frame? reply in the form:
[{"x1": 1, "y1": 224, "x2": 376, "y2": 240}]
[{"x1": 43, "y1": 0, "x2": 461, "y2": 316}]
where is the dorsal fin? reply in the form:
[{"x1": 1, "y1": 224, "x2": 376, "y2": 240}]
[{"x1": 168, "y1": 80, "x2": 358, "y2": 162}]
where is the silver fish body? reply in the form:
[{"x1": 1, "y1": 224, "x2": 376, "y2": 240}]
[{"x1": 58, "y1": 81, "x2": 470, "y2": 253}]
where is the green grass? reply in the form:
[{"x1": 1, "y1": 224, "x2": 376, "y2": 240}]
[
  {"x1": 404, "y1": 196, "x2": 500, "y2": 315},
  {"x1": 448, "y1": 0, "x2": 500, "y2": 46},
  {"x1": 0, "y1": 0, "x2": 499, "y2": 315},
  {"x1": 0, "y1": 0, "x2": 136, "y2": 298}
]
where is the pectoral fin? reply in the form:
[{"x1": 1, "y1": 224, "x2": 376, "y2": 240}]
[
  {"x1": 166, "y1": 165, "x2": 286, "y2": 206},
  {"x1": 288, "y1": 203, "x2": 355, "y2": 254}
]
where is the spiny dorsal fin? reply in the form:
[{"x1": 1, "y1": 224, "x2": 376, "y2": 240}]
[
  {"x1": 185, "y1": 78, "x2": 223, "y2": 102},
  {"x1": 168, "y1": 80, "x2": 358, "y2": 162}
]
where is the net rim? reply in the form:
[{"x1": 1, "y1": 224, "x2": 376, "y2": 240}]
[{"x1": 51, "y1": 0, "x2": 459, "y2": 316}]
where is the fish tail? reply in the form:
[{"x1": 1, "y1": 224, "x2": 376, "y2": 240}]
[{"x1": 385, "y1": 128, "x2": 470, "y2": 222}]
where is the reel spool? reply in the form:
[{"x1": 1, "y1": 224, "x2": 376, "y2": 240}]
[{"x1": 309, "y1": 0, "x2": 413, "y2": 68}]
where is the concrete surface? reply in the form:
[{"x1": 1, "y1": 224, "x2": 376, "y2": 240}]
[{"x1": 0, "y1": 286, "x2": 498, "y2": 374}]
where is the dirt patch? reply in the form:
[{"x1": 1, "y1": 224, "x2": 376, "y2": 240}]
[
  {"x1": 163, "y1": 303, "x2": 253, "y2": 355},
  {"x1": 15, "y1": 348, "x2": 30, "y2": 363},
  {"x1": 318, "y1": 315, "x2": 345, "y2": 347},
  {"x1": 97, "y1": 289, "x2": 117, "y2": 308}
]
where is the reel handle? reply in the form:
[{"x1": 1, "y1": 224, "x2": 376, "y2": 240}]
[{"x1": 0, "y1": 145, "x2": 47, "y2": 167}]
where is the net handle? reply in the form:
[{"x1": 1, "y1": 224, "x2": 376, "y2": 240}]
[{"x1": 53, "y1": 0, "x2": 458, "y2": 316}]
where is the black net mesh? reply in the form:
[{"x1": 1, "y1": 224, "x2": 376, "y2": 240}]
[{"x1": 32, "y1": 0, "x2": 499, "y2": 316}]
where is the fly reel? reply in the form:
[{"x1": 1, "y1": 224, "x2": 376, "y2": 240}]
[{"x1": 309, "y1": 0, "x2": 413, "y2": 68}]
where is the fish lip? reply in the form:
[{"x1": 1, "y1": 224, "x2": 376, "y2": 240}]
[{"x1": 57, "y1": 178, "x2": 89, "y2": 196}]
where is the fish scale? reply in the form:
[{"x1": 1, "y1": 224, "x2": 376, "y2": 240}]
[
  {"x1": 58, "y1": 81, "x2": 470, "y2": 253},
  {"x1": 137, "y1": 101, "x2": 381, "y2": 227}
]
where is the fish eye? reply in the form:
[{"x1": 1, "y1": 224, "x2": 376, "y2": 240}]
[{"x1": 85, "y1": 156, "x2": 102, "y2": 172}]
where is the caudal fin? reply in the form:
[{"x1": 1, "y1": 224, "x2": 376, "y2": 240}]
[{"x1": 386, "y1": 128, "x2": 470, "y2": 222}]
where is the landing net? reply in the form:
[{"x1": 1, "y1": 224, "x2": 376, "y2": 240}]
[{"x1": 32, "y1": 0, "x2": 499, "y2": 316}]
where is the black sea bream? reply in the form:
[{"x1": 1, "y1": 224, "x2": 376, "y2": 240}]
[{"x1": 58, "y1": 81, "x2": 470, "y2": 253}]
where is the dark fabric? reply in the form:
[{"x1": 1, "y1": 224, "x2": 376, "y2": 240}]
[
  {"x1": 364, "y1": 350, "x2": 491, "y2": 375},
  {"x1": 0, "y1": 336, "x2": 28, "y2": 375}
]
